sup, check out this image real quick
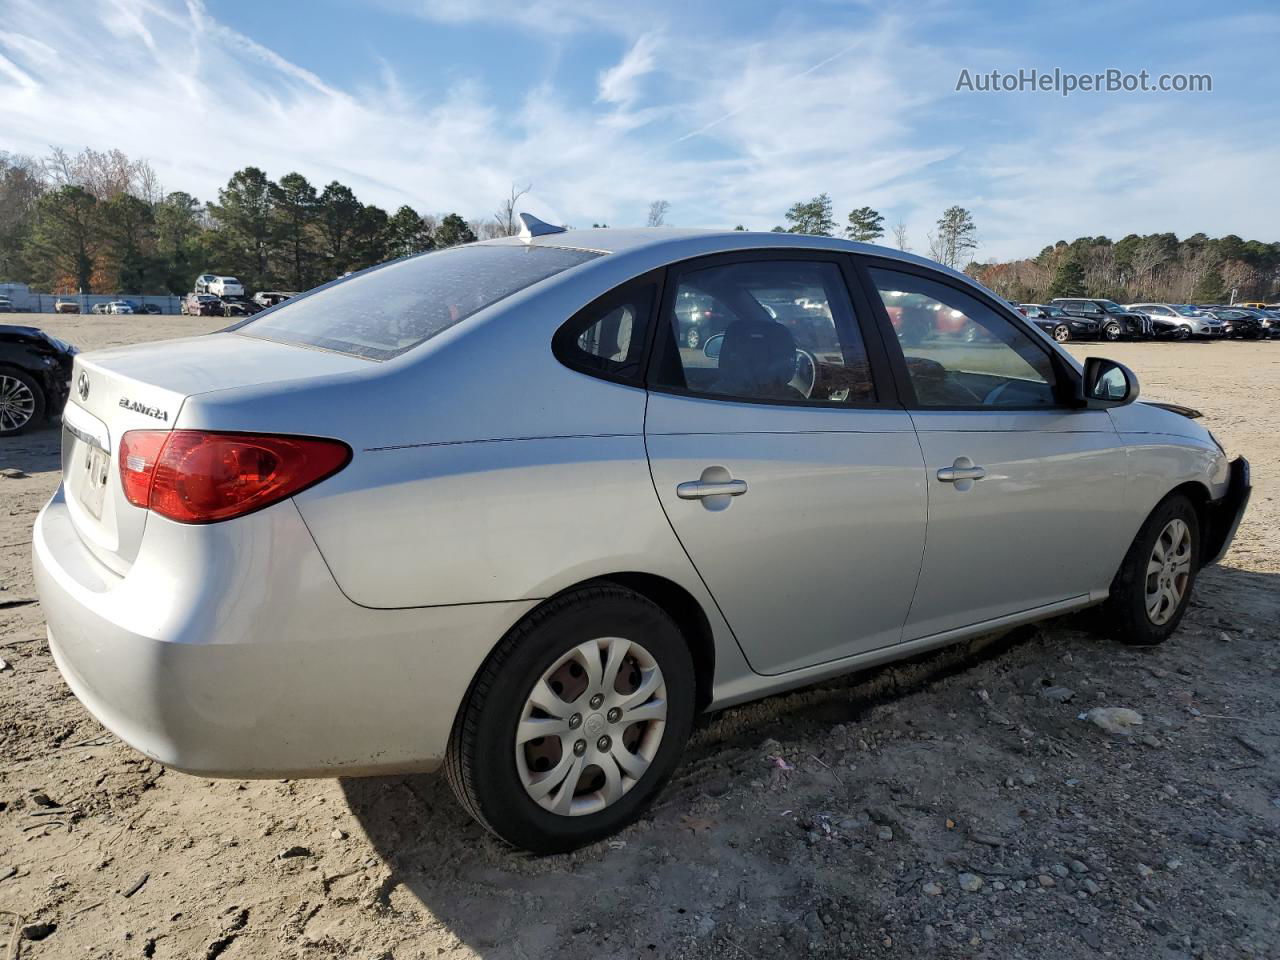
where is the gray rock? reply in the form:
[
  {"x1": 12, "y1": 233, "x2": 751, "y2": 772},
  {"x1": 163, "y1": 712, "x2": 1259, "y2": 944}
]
[
  {"x1": 1051, "y1": 863, "x2": 1070, "y2": 878},
  {"x1": 922, "y1": 881, "x2": 943, "y2": 896},
  {"x1": 1038, "y1": 875, "x2": 1056, "y2": 888},
  {"x1": 277, "y1": 845, "x2": 312, "y2": 860},
  {"x1": 958, "y1": 872, "x2": 984, "y2": 892},
  {"x1": 1082, "y1": 878, "x2": 1101, "y2": 895},
  {"x1": 1070, "y1": 860, "x2": 1089, "y2": 874},
  {"x1": 1136, "y1": 863, "x2": 1154, "y2": 879},
  {"x1": 1039, "y1": 686, "x2": 1075, "y2": 703},
  {"x1": 876, "y1": 826, "x2": 894, "y2": 842},
  {"x1": 1140, "y1": 734, "x2": 1163, "y2": 749},
  {"x1": 803, "y1": 911, "x2": 824, "y2": 933}
]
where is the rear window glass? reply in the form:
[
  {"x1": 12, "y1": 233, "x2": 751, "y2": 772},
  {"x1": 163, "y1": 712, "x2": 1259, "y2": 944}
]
[{"x1": 237, "y1": 244, "x2": 601, "y2": 360}]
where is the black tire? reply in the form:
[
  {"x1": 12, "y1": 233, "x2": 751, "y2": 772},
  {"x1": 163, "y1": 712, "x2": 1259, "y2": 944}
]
[
  {"x1": 1052, "y1": 324, "x2": 1070, "y2": 343},
  {"x1": 1103, "y1": 322, "x2": 1122, "y2": 342},
  {"x1": 1099, "y1": 494, "x2": 1199, "y2": 646},
  {"x1": 0, "y1": 366, "x2": 46, "y2": 436},
  {"x1": 685, "y1": 326, "x2": 701, "y2": 349},
  {"x1": 445, "y1": 585, "x2": 696, "y2": 854}
]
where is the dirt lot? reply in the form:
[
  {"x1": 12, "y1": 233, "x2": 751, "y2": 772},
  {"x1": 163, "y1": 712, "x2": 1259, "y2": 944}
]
[{"x1": 2, "y1": 316, "x2": 1278, "y2": 959}]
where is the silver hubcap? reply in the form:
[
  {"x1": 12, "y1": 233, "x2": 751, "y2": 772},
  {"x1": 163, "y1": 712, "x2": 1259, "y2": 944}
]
[
  {"x1": 1145, "y1": 518, "x2": 1192, "y2": 625},
  {"x1": 1054, "y1": 325, "x2": 1069, "y2": 342},
  {"x1": 0, "y1": 375, "x2": 36, "y2": 432},
  {"x1": 515, "y1": 637, "x2": 667, "y2": 817}
]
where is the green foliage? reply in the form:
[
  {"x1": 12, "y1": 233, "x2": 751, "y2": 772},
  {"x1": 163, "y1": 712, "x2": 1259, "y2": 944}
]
[
  {"x1": 25, "y1": 185, "x2": 98, "y2": 291},
  {"x1": 386, "y1": 205, "x2": 434, "y2": 259},
  {"x1": 844, "y1": 206, "x2": 885, "y2": 243},
  {"x1": 207, "y1": 167, "x2": 274, "y2": 290},
  {"x1": 1193, "y1": 269, "x2": 1226, "y2": 303},
  {"x1": 270, "y1": 172, "x2": 320, "y2": 291},
  {"x1": 784, "y1": 194, "x2": 836, "y2": 236},
  {"x1": 1047, "y1": 257, "x2": 1086, "y2": 298},
  {"x1": 318, "y1": 181, "x2": 363, "y2": 275},
  {"x1": 930, "y1": 206, "x2": 978, "y2": 268},
  {"x1": 435, "y1": 213, "x2": 477, "y2": 248},
  {"x1": 100, "y1": 193, "x2": 158, "y2": 293}
]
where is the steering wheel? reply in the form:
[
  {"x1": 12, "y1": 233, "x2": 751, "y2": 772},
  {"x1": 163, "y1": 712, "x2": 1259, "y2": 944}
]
[{"x1": 790, "y1": 348, "x2": 818, "y2": 399}]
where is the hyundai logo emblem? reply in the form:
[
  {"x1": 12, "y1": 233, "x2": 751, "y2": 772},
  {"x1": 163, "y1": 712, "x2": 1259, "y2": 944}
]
[{"x1": 76, "y1": 372, "x2": 89, "y2": 401}]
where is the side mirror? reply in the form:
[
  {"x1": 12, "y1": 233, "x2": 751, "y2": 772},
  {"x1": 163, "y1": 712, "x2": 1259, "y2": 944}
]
[
  {"x1": 703, "y1": 333, "x2": 725, "y2": 360},
  {"x1": 1080, "y1": 356, "x2": 1139, "y2": 407}
]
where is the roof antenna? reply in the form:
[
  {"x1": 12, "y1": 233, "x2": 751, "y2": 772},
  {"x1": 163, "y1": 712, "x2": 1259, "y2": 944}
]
[{"x1": 518, "y1": 212, "x2": 567, "y2": 242}]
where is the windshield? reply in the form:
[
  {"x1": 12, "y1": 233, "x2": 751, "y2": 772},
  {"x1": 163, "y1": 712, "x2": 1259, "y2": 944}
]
[
  {"x1": 1042, "y1": 306, "x2": 1066, "y2": 317},
  {"x1": 1173, "y1": 304, "x2": 1199, "y2": 316},
  {"x1": 237, "y1": 244, "x2": 601, "y2": 360}
]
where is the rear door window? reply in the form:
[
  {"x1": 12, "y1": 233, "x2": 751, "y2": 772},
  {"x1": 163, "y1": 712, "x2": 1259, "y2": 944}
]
[{"x1": 239, "y1": 244, "x2": 601, "y2": 360}]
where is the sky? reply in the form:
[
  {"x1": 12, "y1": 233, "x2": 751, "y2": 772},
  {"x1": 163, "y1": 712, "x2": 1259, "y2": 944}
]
[{"x1": 0, "y1": 0, "x2": 1277, "y2": 261}]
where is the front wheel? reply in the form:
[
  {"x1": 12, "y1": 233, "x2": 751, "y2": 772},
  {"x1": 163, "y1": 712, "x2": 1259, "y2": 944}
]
[
  {"x1": 0, "y1": 368, "x2": 45, "y2": 436},
  {"x1": 1102, "y1": 321, "x2": 1122, "y2": 341},
  {"x1": 1100, "y1": 495, "x2": 1199, "y2": 646},
  {"x1": 684, "y1": 326, "x2": 701, "y2": 350},
  {"x1": 446, "y1": 585, "x2": 695, "y2": 853},
  {"x1": 1052, "y1": 324, "x2": 1070, "y2": 343}
]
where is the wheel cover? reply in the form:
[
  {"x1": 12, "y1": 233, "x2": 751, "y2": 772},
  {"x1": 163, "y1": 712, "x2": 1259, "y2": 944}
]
[
  {"x1": 515, "y1": 637, "x2": 667, "y2": 817},
  {"x1": 1053, "y1": 325, "x2": 1070, "y2": 342},
  {"x1": 0, "y1": 374, "x2": 36, "y2": 433},
  {"x1": 1145, "y1": 518, "x2": 1192, "y2": 625}
]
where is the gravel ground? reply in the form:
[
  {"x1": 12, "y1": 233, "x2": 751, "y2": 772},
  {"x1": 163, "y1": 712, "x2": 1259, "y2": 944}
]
[{"x1": 2, "y1": 316, "x2": 1278, "y2": 959}]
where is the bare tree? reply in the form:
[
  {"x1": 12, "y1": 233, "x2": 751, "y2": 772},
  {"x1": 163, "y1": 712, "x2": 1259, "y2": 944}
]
[
  {"x1": 891, "y1": 221, "x2": 910, "y2": 251},
  {"x1": 494, "y1": 182, "x2": 532, "y2": 237},
  {"x1": 646, "y1": 199, "x2": 670, "y2": 228}
]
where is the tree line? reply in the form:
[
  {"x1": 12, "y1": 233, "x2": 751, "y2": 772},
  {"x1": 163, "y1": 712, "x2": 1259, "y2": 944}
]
[
  {"x1": 2, "y1": 149, "x2": 1276, "y2": 304},
  {"x1": 0, "y1": 147, "x2": 530, "y2": 296}
]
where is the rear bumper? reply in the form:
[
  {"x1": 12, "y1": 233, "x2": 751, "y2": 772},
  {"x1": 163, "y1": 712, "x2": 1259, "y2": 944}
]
[
  {"x1": 1202, "y1": 457, "x2": 1251, "y2": 566},
  {"x1": 33, "y1": 487, "x2": 533, "y2": 778}
]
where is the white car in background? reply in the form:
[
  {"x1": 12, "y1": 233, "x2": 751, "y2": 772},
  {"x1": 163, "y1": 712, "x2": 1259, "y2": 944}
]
[
  {"x1": 207, "y1": 276, "x2": 244, "y2": 298},
  {"x1": 1126, "y1": 303, "x2": 1224, "y2": 338}
]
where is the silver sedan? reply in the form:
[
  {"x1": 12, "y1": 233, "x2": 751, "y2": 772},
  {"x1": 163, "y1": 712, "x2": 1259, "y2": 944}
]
[{"x1": 33, "y1": 220, "x2": 1251, "y2": 852}]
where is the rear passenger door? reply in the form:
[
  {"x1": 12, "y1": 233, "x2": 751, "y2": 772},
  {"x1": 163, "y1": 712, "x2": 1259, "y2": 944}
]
[
  {"x1": 644, "y1": 253, "x2": 927, "y2": 676},
  {"x1": 859, "y1": 259, "x2": 1133, "y2": 640}
]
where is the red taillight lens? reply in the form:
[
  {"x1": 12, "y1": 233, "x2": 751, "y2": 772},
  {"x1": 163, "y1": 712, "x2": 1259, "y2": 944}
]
[{"x1": 118, "y1": 430, "x2": 351, "y2": 524}]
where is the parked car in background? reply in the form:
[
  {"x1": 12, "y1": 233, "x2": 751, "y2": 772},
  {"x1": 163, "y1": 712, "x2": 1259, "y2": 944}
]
[
  {"x1": 673, "y1": 290, "x2": 723, "y2": 348},
  {"x1": 34, "y1": 224, "x2": 1251, "y2": 853},
  {"x1": 138, "y1": 303, "x2": 163, "y2": 315},
  {"x1": 193, "y1": 274, "x2": 218, "y2": 294},
  {"x1": 90, "y1": 303, "x2": 110, "y2": 315},
  {"x1": 208, "y1": 276, "x2": 245, "y2": 298},
  {"x1": 105, "y1": 301, "x2": 135, "y2": 315},
  {"x1": 0, "y1": 296, "x2": 14, "y2": 313},
  {"x1": 54, "y1": 299, "x2": 81, "y2": 314},
  {"x1": 253, "y1": 291, "x2": 298, "y2": 309},
  {"x1": 0, "y1": 324, "x2": 76, "y2": 435},
  {"x1": 218, "y1": 295, "x2": 262, "y2": 318},
  {"x1": 181, "y1": 293, "x2": 223, "y2": 316},
  {"x1": 1018, "y1": 303, "x2": 1097, "y2": 342},
  {"x1": 1051, "y1": 298, "x2": 1153, "y2": 340},
  {"x1": 1234, "y1": 302, "x2": 1269, "y2": 309},
  {"x1": 1126, "y1": 303, "x2": 1224, "y2": 338},
  {"x1": 1204, "y1": 308, "x2": 1269, "y2": 339}
]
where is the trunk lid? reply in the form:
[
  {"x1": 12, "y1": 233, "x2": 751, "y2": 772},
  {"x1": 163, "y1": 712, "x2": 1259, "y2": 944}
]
[{"x1": 60, "y1": 332, "x2": 372, "y2": 573}]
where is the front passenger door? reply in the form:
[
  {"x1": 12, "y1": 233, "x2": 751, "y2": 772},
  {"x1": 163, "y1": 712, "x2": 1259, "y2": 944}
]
[
  {"x1": 645, "y1": 255, "x2": 927, "y2": 676},
  {"x1": 863, "y1": 262, "x2": 1133, "y2": 640}
]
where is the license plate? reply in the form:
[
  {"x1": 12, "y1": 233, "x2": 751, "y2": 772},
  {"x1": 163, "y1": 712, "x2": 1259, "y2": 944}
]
[{"x1": 79, "y1": 445, "x2": 110, "y2": 519}]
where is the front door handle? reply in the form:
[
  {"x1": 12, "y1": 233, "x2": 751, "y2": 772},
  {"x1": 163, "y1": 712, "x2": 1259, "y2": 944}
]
[
  {"x1": 677, "y1": 479, "x2": 748, "y2": 500},
  {"x1": 937, "y1": 456, "x2": 986, "y2": 486}
]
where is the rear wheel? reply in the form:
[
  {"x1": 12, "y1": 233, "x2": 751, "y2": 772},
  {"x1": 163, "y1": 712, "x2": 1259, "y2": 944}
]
[
  {"x1": 446, "y1": 585, "x2": 695, "y2": 853},
  {"x1": 1100, "y1": 495, "x2": 1199, "y2": 646},
  {"x1": 0, "y1": 367, "x2": 44, "y2": 436},
  {"x1": 684, "y1": 326, "x2": 701, "y2": 349},
  {"x1": 1052, "y1": 324, "x2": 1070, "y2": 343}
]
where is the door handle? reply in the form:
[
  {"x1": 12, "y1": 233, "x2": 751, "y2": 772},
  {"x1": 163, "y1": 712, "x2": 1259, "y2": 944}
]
[
  {"x1": 936, "y1": 456, "x2": 986, "y2": 484},
  {"x1": 677, "y1": 479, "x2": 748, "y2": 500}
]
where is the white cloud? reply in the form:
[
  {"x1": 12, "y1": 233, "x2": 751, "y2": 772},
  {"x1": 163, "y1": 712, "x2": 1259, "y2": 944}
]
[
  {"x1": 0, "y1": 0, "x2": 1274, "y2": 259},
  {"x1": 596, "y1": 32, "x2": 659, "y2": 107}
]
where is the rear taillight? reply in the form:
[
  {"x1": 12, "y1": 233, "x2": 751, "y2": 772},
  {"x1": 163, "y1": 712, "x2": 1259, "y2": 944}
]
[{"x1": 118, "y1": 430, "x2": 351, "y2": 524}]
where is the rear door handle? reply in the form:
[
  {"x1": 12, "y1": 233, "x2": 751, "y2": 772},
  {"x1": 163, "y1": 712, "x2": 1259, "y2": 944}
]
[
  {"x1": 677, "y1": 479, "x2": 748, "y2": 500},
  {"x1": 937, "y1": 456, "x2": 986, "y2": 484}
]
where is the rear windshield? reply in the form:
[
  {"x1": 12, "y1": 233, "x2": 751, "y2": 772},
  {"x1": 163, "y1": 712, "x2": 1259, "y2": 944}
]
[{"x1": 237, "y1": 244, "x2": 601, "y2": 360}]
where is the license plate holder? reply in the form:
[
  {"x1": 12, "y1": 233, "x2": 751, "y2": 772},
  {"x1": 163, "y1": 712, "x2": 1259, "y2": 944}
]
[{"x1": 79, "y1": 444, "x2": 110, "y2": 519}]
